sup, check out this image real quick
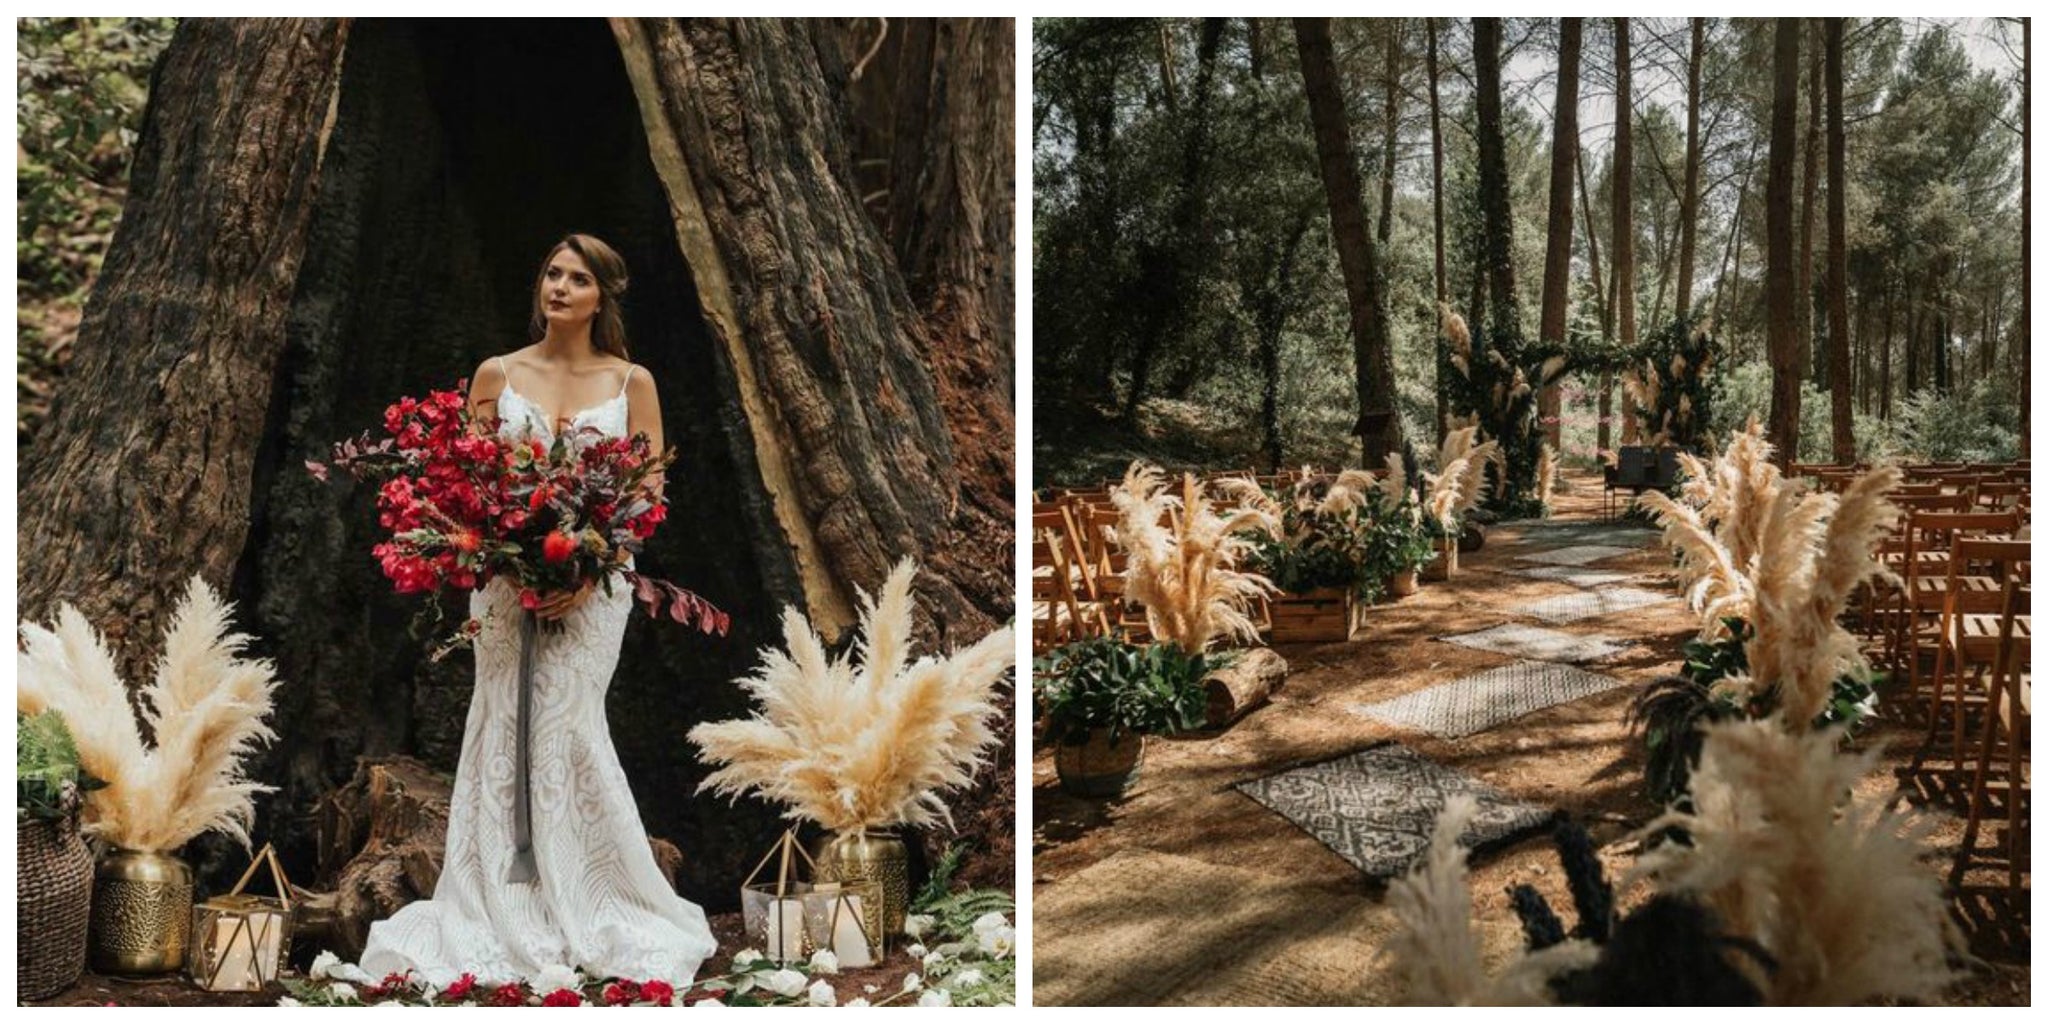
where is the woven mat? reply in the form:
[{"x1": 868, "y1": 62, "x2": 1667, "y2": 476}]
[
  {"x1": 1508, "y1": 585, "x2": 1674, "y2": 624},
  {"x1": 1515, "y1": 543, "x2": 1638, "y2": 566},
  {"x1": 1508, "y1": 565, "x2": 1638, "y2": 587},
  {"x1": 1439, "y1": 623, "x2": 1625, "y2": 663},
  {"x1": 1032, "y1": 848, "x2": 1390, "y2": 1006},
  {"x1": 1350, "y1": 658, "x2": 1628, "y2": 739},
  {"x1": 1235, "y1": 744, "x2": 1555, "y2": 879}
]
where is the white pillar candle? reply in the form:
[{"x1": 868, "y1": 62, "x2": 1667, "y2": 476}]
[
  {"x1": 204, "y1": 916, "x2": 258, "y2": 990},
  {"x1": 829, "y1": 894, "x2": 873, "y2": 969},
  {"x1": 764, "y1": 898, "x2": 807, "y2": 961}
]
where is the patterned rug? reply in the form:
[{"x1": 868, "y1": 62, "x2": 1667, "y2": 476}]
[
  {"x1": 1235, "y1": 744, "x2": 1555, "y2": 879},
  {"x1": 1515, "y1": 543, "x2": 1638, "y2": 566},
  {"x1": 1439, "y1": 623, "x2": 1626, "y2": 663},
  {"x1": 1349, "y1": 658, "x2": 1628, "y2": 739},
  {"x1": 1507, "y1": 585, "x2": 1675, "y2": 624},
  {"x1": 1508, "y1": 565, "x2": 1638, "y2": 587}
]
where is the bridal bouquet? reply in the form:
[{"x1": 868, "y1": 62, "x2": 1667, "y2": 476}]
[{"x1": 308, "y1": 381, "x2": 729, "y2": 650}]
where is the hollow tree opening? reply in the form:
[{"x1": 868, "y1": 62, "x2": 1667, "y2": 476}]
[{"x1": 240, "y1": 18, "x2": 786, "y2": 908}]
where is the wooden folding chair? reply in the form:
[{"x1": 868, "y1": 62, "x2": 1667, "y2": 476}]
[
  {"x1": 1890, "y1": 510, "x2": 2019, "y2": 698},
  {"x1": 1949, "y1": 573, "x2": 2029, "y2": 899},
  {"x1": 1910, "y1": 537, "x2": 2030, "y2": 780}
]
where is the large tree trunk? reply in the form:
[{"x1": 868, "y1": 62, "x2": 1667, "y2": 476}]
[
  {"x1": 17, "y1": 19, "x2": 350, "y2": 674},
  {"x1": 1297, "y1": 17, "x2": 1405, "y2": 466},
  {"x1": 1612, "y1": 19, "x2": 1637, "y2": 444},
  {"x1": 1765, "y1": 19, "x2": 1802, "y2": 467},
  {"x1": 1676, "y1": 18, "x2": 1704, "y2": 319},
  {"x1": 1798, "y1": 19, "x2": 1821, "y2": 386},
  {"x1": 1473, "y1": 18, "x2": 1520, "y2": 344},
  {"x1": 2024, "y1": 19, "x2": 2032, "y2": 457},
  {"x1": 1378, "y1": 20, "x2": 1402, "y2": 247},
  {"x1": 1824, "y1": 18, "x2": 1853, "y2": 464},
  {"x1": 1537, "y1": 19, "x2": 1581, "y2": 451},
  {"x1": 1427, "y1": 18, "x2": 1448, "y2": 441},
  {"x1": 1579, "y1": 141, "x2": 1613, "y2": 455}
]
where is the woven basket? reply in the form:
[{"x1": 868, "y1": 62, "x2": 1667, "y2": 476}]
[{"x1": 17, "y1": 811, "x2": 94, "y2": 1001}]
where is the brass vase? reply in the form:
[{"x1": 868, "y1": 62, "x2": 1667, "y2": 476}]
[
  {"x1": 810, "y1": 830, "x2": 909, "y2": 940},
  {"x1": 88, "y1": 848, "x2": 193, "y2": 976}
]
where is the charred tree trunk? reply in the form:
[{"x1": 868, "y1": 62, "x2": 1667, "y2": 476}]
[
  {"x1": 1676, "y1": 18, "x2": 1704, "y2": 318},
  {"x1": 1297, "y1": 17, "x2": 1405, "y2": 466},
  {"x1": 1824, "y1": 18, "x2": 1853, "y2": 463},
  {"x1": 1474, "y1": 18, "x2": 1520, "y2": 344},
  {"x1": 1766, "y1": 19, "x2": 1802, "y2": 467},
  {"x1": 1537, "y1": 19, "x2": 1581, "y2": 451}
]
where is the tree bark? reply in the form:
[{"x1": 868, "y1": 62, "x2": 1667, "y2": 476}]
[
  {"x1": 1766, "y1": 18, "x2": 1802, "y2": 467},
  {"x1": 1474, "y1": 18, "x2": 1520, "y2": 344},
  {"x1": 1378, "y1": 20, "x2": 1402, "y2": 247},
  {"x1": 1676, "y1": 18, "x2": 1704, "y2": 318},
  {"x1": 2023, "y1": 19, "x2": 2031, "y2": 456},
  {"x1": 1824, "y1": 18, "x2": 1853, "y2": 463},
  {"x1": 1798, "y1": 19, "x2": 1821, "y2": 386},
  {"x1": 1611, "y1": 19, "x2": 1636, "y2": 358},
  {"x1": 1203, "y1": 648, "x2": 1290, "y2": 728},
  {"x1": 1579, "y1": 141, "x2": 1613, "y2": 455},
  {"x1": 1537, "y1": 19, "x2": 1581, "y2": 451},
  {"x1": 1427, "y1": 18, "x2": 1448, "y2": 441},
  {"x1": 1296, "y1": 17, "x2": 1405, "y2": 466}
]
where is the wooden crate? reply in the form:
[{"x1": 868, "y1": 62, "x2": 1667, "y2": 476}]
[{"x1": 1267, "y1": 587, "x2": 1363, "y2": 643}]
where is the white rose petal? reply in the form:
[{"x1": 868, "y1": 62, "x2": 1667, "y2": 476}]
[
  {"x1": 733, "y1": 949, "x2": 763, "y2": 970},
  {"x1": 761, "y1": 969, "x2": 807, "y2": 998},
  {"x1": 905, "y1": 943, "x2": 927, "y2": 959},
  {"x1": 845, "y1": 997, "x2": 870, "y2": 1007},
  {"x1": 917, "y1": 989, "x2": 952, "y2": 1008},
  {"x1": 330, "y1": 962, "x2": 376, "y2": 986},
  {"x1": 696, "y1": 998, "x2": 725, "y2": 1007},
  {"x1": 921, "y1": 951, "x2": 945, "y2": 972},
  {"x1": 276, "y1": 996, "x2": 303, "y2": 1008},
  {"x1": 807, "y1": 980, "x2": 836, "y2": 1007},
  {"x1": 329, "y1": 983, "x2": 360, "y2": 1004},
  {"x1": 977, "y1": 925, "x2": 1015, "y2": 959},
  {"x1": 531, "y1": 963, "x2": 583, "y2": 994},
  {"x1": 970, "y1": 911, "x2": 1009, "y2": 936},
  {"x1": 903, "y1": 914, "x2": 936, "y2": 940},
  {"x1": 901, "y1": 972, "x2": 923, "y2": 993},
  {"x1": 807, "y1": 949, "x2": 839, "y2": 975},
  {"x1": 309, "y1": 951, "x2": 341, "y2": 981},
  {"x1": 862, "y1": 984, "x2": 879, "y2": 995},
  {"x1": 953, "y1": 968, "x2": 985, "y2": 988}
]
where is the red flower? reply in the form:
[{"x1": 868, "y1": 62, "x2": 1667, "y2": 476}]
[
  {"x1": 488, "y1": 983, "x2": 527, "y2": 1007},
  {"x1": 529, "y1": 484, "x2": 553, "y2": 513},
  {"x1": 601, "y1": 980, "x2": 641, "y2": 1006},
  {"x1": 541, "y1": 989, "x2": 583, "y2": 1007},
  {"x1": 520, "y1": 588, "x2": 541, "y2": 611},
  {"x1": 638, "y1": 980, "x2": 675, "y2": 1006},
  {"x1": 443, "y1": 973, "x2": 478, "y2": 1002},
  {"x1": 542, "y1": 530, "x2": 577, "y2": 564},
  {"x1": 448, "y1": 529, "x2": 481, "y2": 554}
]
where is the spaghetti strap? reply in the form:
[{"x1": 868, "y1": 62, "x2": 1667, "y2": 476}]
[
  {"x1": 495, "y1": 355, "x2": 512, "y2": 392},
  {"x1": 616, "y1": 365, "x2": 636, "y2": 398}
]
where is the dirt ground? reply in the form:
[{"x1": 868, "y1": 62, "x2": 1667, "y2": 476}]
[{"x1": 1030, "y1": 471, "x2": 2029, "y2": 1006}]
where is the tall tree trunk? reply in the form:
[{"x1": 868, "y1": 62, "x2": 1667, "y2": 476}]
[
  {"x1": 1297, "y1": 17, "x2": 1405, "y2": 465},
  {"x1": 17, "y1": 19, "x2": 351, "y2": 667},
  {"x1": 1378, "y1": 19, "x2": 1402, "y2": 247},
  {"x1": 1475, "y1": 17, "x2": 1519, "y2": 343},
  {"x1": 1676, "y1": 18, "x2": 1704, "y2": 318},
  {"x1": 1254, "y1": 209, "x2": 1315, "y2": 472},
  {"x1": 1880, "y1": 276, "x2": 1895, "y2": 419},
  {"x1": 1766, "y1": 18, "x2": 1802, "y2": 467},
  {"x1": 1824, "y1": 18, "x2": 1853, "y2": 463},
  {"x1": 2023, "y1": 18, "x2": 2032, "y2": 456},
  {"x1": 1798, "y1": 19, "x2": 1821, "y2": 385},
  {"x1": 1537, "y1": 19, "x2": 1581, "y2": 451},
  {"x1": 1579, "y1": 141, "x2": 1613, "y2": 455},
  {"x1": 1612, "y1": 18, "x2": 1637, "y2": 441},
  {"x1": 1428, "y1": 18, "x2": 1449, "y2": 441}
]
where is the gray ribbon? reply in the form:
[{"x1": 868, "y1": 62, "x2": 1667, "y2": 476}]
[{"x1": 507, "y1": 608, "x2": 540, "y2": 884}]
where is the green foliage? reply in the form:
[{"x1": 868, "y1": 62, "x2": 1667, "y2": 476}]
[
  {"x1": 17, "y1": 709, "x2": 102, "y2": 821},
  {"x1": 1239, "y1": 486, "x2": 1373, "y2": 596},
  {"x1": 1358, "y1": 495, "x2": 1438, "y2": 602},
  {"x1": 1031, "y1": 635, "x2": 1222, "y2": 744},
  {"x1": 1629, "y1": 618, "x2": 1880, "y2": 805},
  {"x1": 913, "y1": 843, "x2": 970, "y2": 910},
  {"x1": 914, "y1": 887, "x2": 1014, "y2": 936}
]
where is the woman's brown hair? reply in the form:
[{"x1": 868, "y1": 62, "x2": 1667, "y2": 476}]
[{"x1": 529, "y1": 233, "x2": 631, "y2": 358}]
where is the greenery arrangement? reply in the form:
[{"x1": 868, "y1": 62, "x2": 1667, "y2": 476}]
[
  {"x1": 1619, "y1": 313, "x2": 1721, "y2": 451},
  {"x1": 1110, "y1": 462, "x2": 1278, "y2": 653},
  {"x1": 1031, "y1": 634, "x2": 1222, "y2": 745},
  {"x1": 1359, "y1": 491, "x2": 1440, "y2": 601},
  {"x1": 17, "y1": 709, "x2": 103, "y2": 822},
  {"x1": 1436, "y1": 308, "x2": 1565, "y2": 519},
  {"x1": 1225, "y1": 471, "x2": 1378, "y2": 596}
]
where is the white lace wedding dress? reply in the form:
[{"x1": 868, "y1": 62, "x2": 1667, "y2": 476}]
[{"x1": 360, "y1": 363, "x2": 717, "y2": 988}]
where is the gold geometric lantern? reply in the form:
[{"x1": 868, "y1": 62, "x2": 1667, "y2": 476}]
[
  {"x1": 739, "y1": 831, "x2": 883, "y2": 967},
  {"x1": 188, "y1": 844, "x2": 294, "y2": 992}
]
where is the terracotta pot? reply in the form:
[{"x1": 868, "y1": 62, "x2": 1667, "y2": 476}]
[
  {"x1": 1388, "y1": 568, "x2": 1420, "y2": 597},
  {"x1": 1054, "y1": 729, "x2": 1145, "y2": 798},
  {"x1": 88, "y1": 848, "x2": 192, "y2": 976}
]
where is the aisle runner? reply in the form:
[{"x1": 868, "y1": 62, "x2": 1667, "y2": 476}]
[
  {"x1": 1236, "y1": 744, "x2": 1554, "y2": 879},
  {"x1": 1439, "y1": 623, "x2": 1625, "y2": 663},
  {"x1": 1508, "y1": 565, "x2": 1638, "y2": 587},
  {"x1": 1350, "y1": 658, "x2": 1626, "y2": 738},
  {"x1": 1509, "y1": 586, "x2": 1674, "y2": 624},
  {"x1": 1517, "y1": 544, "x2": 1637, "y2": 566}
]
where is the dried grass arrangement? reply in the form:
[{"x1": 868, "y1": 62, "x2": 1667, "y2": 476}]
[
  {"x1": 1423, "y1": 425, "x2": 1501, "y2": 532},
  {"x1": 688, "y1": 559, "x2": 1012, "y2": 833},
  {"x1": 1109, "y1": 462, "x2": 1278, "y2": 654},
  {"x1": 15, "y1": 576, "x2": 280, "y2": 853}
]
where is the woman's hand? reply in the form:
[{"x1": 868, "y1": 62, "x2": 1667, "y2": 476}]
[{"x1": 534, "y1": 579, "x2": 596, "y2": 622}]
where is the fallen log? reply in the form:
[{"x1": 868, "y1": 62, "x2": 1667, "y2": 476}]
[{"x1": 1203, "y1": 648, "x2": 1289, "y2": 728}]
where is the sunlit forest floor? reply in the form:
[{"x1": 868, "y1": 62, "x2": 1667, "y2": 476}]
[{"x1": 1030, "y1": 470, "x2": 2028, "y2": 1006}]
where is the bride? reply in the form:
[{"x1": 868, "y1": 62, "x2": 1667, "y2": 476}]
[{"x1": 360, "y1": 234, "x2": 718, "y2": 988}]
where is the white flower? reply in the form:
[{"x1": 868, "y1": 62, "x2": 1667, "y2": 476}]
[
  {"x1": 901, "y1": 972, "x2": 923, "y2": 993},
  {"x1": 329, "y1": 962, "x2": 377, "y2": 986},
  {"x1": 862, "y1": 984, "x2": 879, "y2": 995},
  {"x1": 905, "y1": 943, "x2": 928, "y2": 959},
  {"x1": 846, "y1": 997, "x2": 871, "y2": 1007},
  {"x1": 419, "y1": 985, "x2": 439, "y2": 1003},
  {"x1": 977, "y1": 924, "x2": 1015, "y2": 959},
  {"x1": 761, "y1": 969, "x2": 807, "y2": 998},
  {"x1": 732, "y1": 948, "x2": 763, "y2": 970},
  {"x1": 952, "y1": 968, "x2": 985, "y2": 988},
  {"x1": 921, "y1": 950, "x2": 946, "y2": 972},
  {"x1": 917, "y1": 989, "x2": 952, "y2": 1008},
  {"x1": 276, "y1": 996, "x2": 303, "y2": 1008},
  {"x1": 695, "y1": 997, "x2": 725, "y2": 1007},
  {"x1": 807, "y1": 980, "x2": 836, "y2": 1007},
  {"x1": 806, "y1": 949, "x2": 839, "y2": 975},
  {"x1": 310, "y1": 951, "x2": 341, "y2": 981},
  {"x1": 970, "y1": 911, "x2": 1010, "y2": 936},
  {"x1": 531, "y1": 963, "x2": 583, "y2": 995},
  {"x1": 329, "y1": 983, "x2": 360, "y2": 1004},
  {"x1": 903, "y1": 914, "x2": 936, "y2": 940}
]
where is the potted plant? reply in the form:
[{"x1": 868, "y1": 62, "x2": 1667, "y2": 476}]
[
  {"x1": 1032, "y1": 635, "x2": 1218, "y2": 796},
  {"x1": 16, "y1": 576, "x2": 283, "y2": 977},
  {"x1": 689, "y1": 558, "x2": 1014, "y2": 940},
  {"x1": 1222, "y1": 469, "x2": 1379, "y2": 640},
  {"x1": 1367, "y1": 500, "x2": 1442, "y2": 595},
  {"x1": 1421, "y1": 424, "x2": 1503, "y2": 580},
  {"x1": 17, "y1": 709, "x2": 101, "y2": 1000}
]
